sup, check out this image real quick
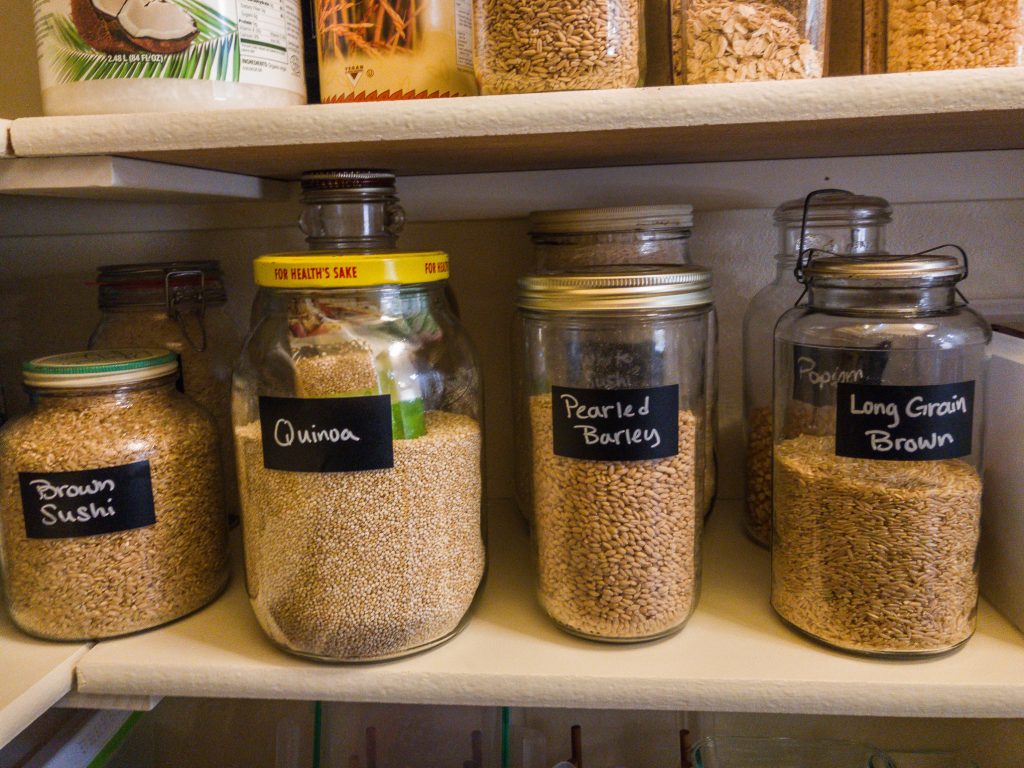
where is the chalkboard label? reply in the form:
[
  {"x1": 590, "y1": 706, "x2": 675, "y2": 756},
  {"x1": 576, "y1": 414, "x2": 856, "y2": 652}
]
[
  {"x1": 259, "y1": 395, "x2": 394, "y2": 472},
  {"x1": 792, "y1": 344, "x2": 889, "y2": 406},
  {"x1": 551, "y1": 385, "x2": 679, "y2": 462},
  {"x1": 835, "y1": 381, "x2": 975, "y2": 461},
  {"x1": 19, "y1": 461, "x2": 156, "y2": 539}
]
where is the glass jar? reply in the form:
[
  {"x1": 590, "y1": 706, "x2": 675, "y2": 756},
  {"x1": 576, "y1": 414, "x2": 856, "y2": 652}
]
[
  {"x1": 473, "y1": 0, "x2": 645, "y2": 94},
  {"x1": 772, "y1": 253, "x2": 989, "y2": 656},
  {"x1": 234, "y1": 251, "x2": 484, "y2": 662},
  {"x1": 0, "y1": 349, "x2": 228, "y2": 640},
  {"x1": 743, "y1": 192, "x2": 892, "y2": 546},
  {"x1": 525, "y1": 205, "x2": 717, "y2": 521},
  {"x1": 691, "y1": 736, "x2": 894, "y2": 767},
  {"x1": 89, "y1": 261, "x2": 242, "y2": 518},
  {"x1": 671, "y1": 0, "x2": 828, "y2": 84},
  {"x1": 515, "y1": 266, "x2": 710, "y2": 641},
  {"x1": 864, "y1": 0, "x2": 1023, "y2": 73}
]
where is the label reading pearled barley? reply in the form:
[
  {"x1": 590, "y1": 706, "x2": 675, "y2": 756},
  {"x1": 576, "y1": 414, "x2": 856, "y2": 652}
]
[
  {"x1": 19, "y1": 461, "x2": 156, "y2": 539},
  {"x1": 551, "y1": 385, "x2": 679, "y2": 462},
  {"x1": 835, "y1": 381, "x2": 975, "y2": 461},
  {"x1": 32, "y1": 0, "x2": 304, "y2": 94}
]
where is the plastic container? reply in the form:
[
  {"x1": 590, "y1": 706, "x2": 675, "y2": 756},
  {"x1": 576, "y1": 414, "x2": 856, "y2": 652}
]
[
  {"x1": 672, "y1": 0, "x2": 829, "y2": 84},
  {"x1": 31, "y1": 0, "x2": 306, "y2": 115},
  {"x1": 516, "y1": 266, "x2": 711, "y2": 641},
  {"x1": 0, "y1": 349, "x2": 228, "y2": 640},
  {"x1": 89, "y1": 260, "x2": 242, "y2": 518},
  {"x1": 474, "y1": 0, "x2": 645, "y2": 93},
  {"x1": 743, "y1": 192, "x2": 892, "y2": 545},
  {"x1": 772, "y1": 252, "x2": 989, "y2": 656},
  {"x1": 691, "y1": 736, "x2": 895, "y2": 767},
  {"x1": 234, "y1": 250, "x2": 484, "y2": 661},
  {"x1": 864, "y1": 0, "x2": 1024, "y2": 73}
]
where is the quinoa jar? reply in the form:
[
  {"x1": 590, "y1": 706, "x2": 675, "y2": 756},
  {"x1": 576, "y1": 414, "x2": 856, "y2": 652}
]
[
  {"x1": 89, "y1": 261, "x2": 243, "y2": 516},
  {"x1": 234, "y1": 251, "x2": 484, "y2": 662},
  {"x1": 515, "y1": 267, "x2": 711, "y2": 641},
  {"x1": 772, "y1": 253, "x2": 989, "y2": 656},
  {"x1": 0, "y1": 349, "x2": 228, "y2": 640}
]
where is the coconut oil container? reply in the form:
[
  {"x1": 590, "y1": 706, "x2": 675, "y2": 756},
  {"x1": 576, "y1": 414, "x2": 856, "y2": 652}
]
[
  {"x1": 32, "y1": 0, "x2": 306, "y2": 115},
  {"x1": 772, "y1": 252, "x2": 989, "y2": 656},
  {"x1": 234, "y1": 251, "x2": 484, "y2": 662}
]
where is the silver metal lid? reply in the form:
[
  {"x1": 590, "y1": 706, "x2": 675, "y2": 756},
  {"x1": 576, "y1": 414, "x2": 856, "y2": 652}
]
[
  {"x1": 774, "y1": 192, "x2": 893, "y2": 226},
  {"x1": 529, "y1": 205, "x2": 694, "y2": 234},
  {"x1": 804, "y1": 254, "x2": 964, "y2": 281},
  {"x1": 517, "y1": 266, "x2": 712, "y2": 311},
  {"x1": 300, "y1": 169, "x2": 396, "y2": 193}
]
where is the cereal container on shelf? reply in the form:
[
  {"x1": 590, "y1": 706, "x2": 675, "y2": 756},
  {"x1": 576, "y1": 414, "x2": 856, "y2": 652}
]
[
  {"x1": 864, "y1": 0, "x2": 1023, "y2": 73},
  {"x1": 672, "y1": 0, "x2": 829, "y2": 84},
  {"x1": 31, "y1": 0, "x2": 306, "y2": 115},
  {"x1": 89, "y1": 261, "x2": 243, "y2": 517},
  {"x1": 743, "y1": 192, "x2": 892, "y2": 546},
  {"x1": 772, "y1": 252, "x2": 989, "y2": 656},
  {"x1": 314, "y1": 0, "x2": 477, "y2": 101},
  {"x1": 234, "y1": 251, "x2": 484, "y2": 662},
  {"x1": 474, "y1": 0, "x2": 645, "y2": 93},
  {"x1": 0, "y1": 350, "x2": 228, "y2": 640},
  {"x1": 525, "y1": 205, "x2": 717, "y2": 522},
  {"x1": 515, "y1": 267, "x2": 711, "y2": 641}
]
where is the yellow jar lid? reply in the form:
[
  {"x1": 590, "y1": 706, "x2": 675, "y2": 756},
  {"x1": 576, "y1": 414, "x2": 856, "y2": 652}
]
[{"x1": 253, "y1": 252, "x2": 449, "y2": 288}]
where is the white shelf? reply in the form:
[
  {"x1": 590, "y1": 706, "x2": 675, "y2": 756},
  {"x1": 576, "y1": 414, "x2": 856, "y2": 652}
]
[
  {"x1": 8, "y1": 69, "x2": 1024, "y2": 178},
  {"x1": 0, "y1": 611, "x2": 89, "y2": 749},
  {"x1": 72, "y1": 500, "x2": 1024, "y2": 718}
]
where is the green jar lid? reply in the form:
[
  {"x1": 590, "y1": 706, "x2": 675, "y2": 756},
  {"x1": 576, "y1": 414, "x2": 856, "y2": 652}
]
[{"x1": 23, "y1": 349, "x2": 179, "y2": 390}]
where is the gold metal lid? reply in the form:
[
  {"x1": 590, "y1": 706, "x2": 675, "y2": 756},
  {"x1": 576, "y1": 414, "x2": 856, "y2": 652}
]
[
  {"x1": 517, "y1": 266, "x2": 712, "y2": 311},
  {"x1": 803, "y1": 254, "x2": 964, "y2": 281}
]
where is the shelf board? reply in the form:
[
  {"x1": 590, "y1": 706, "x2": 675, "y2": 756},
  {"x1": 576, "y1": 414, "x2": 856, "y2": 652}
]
[
  {"x1": 73, "y1": 499, "x2": 1024, "y2": 718},
  {"x1": 9, "y1": 69, "x2": 1024, "y2": 178},
  {"x1": 0, "y1": 611, "x2": 90, "y2": 749}
]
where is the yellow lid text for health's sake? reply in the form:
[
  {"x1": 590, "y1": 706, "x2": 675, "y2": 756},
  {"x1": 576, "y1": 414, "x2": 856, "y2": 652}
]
[{"x1": 253, "y1": 252, "x2": 450, "y2": 288}]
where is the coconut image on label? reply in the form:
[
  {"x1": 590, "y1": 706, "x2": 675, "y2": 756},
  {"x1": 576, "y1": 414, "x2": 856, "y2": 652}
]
[{"x1": 71, "y1": 0, "x2": 198, "y2": 54}]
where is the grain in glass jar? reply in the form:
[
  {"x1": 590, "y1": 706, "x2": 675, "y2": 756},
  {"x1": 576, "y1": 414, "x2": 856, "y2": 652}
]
[
  {"x1": 524, "y1": 206, "x2": 717, "y2": 521},
  {"x1": 89, "y1": 261, "x2": 242, "y2": 516},
  {"x1": 234, "y1": 251, "x2": 484, "y2": 662},
  {"x1": 473, "y1": 0, "x2": 645, "y2": 93},
  {"x1": 743, "y1": 192, "x2": 892, "y2": 546},
  {"x1": 0, "y1": 349, "x2": 228, "y2": 640},
  {"x1": 864, "y1": 0, "x2": 1023, "y2": 73},
  {"x1": 772, "y1": 253, "x2": 989, "y2": 656},
  {"x1": 516, "y1": 267, "x2": 711, "y2": 641},
  {"x1": 671, "y1": 0, "x2": 829, "y2": 84}
]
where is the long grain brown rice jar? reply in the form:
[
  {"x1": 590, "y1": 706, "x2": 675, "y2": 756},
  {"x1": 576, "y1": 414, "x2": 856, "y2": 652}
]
[
  {"x1": 234, "y1": 251, "x2": 484, "y2": 662},
  {"x1": 772, "y1": 252, "x2": 990, "y2": 656},
  {"x1": 0, "y1": 349, "x2": 228, "y2": 640},
  {"x1": 473, "y1": 0, "x2": 645, "y2": 93},
  {"x1": 515, "y1": 267, "x2": 712, "y2": 641}
]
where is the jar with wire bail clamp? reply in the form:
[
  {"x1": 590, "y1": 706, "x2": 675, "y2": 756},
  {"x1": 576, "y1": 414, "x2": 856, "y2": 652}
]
[
  {"x1": 771, "y1": 250, "x2": 989, "y2": 656},
  {"x1": 516, "y1": 266, "x2": 711, "y2": 642},
  {"x1": 234, "y1": 250, "x2": 484, "y2": 662},
  {"x1": 0, "y1": 349, "x2": 228, "y2": 640}
]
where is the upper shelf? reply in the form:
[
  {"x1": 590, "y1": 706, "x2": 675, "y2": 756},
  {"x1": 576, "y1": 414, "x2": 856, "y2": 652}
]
[
  {"x1": 8, "y1": 69, "x2": 1024, "y2": 178},
  {"x1": 72, "y1": 500, "x2": 1024, "y2": 719}
]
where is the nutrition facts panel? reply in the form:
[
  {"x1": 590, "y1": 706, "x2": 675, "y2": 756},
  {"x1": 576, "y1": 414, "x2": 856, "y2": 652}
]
[{"x1": 238, "y1": 0, "x2": 305, "y2": 93}]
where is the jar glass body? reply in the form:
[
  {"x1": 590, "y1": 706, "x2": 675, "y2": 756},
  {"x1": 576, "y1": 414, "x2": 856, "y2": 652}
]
[
  {"x1": 516, "y1": 305, "x2": 707, "y2": 641},
  {"x1": 868, "y1": 0, "x2": 1024, "y2": 73},
  {"x1": 743, "y1": 217, "x2": 889, "y2": 545},
  {"x1": 474, "y1": 0, "x2": 645, "y2": 94},
  {"x1": 90, "y1": 303, "x2": 243, "y2": 516},
  {"x1": 672, "y1": 0, "x2": 828, "y2": 84},
  {"x1": 771, "y1": 280, "x2": 989, "y2": 656},
  {"x1": 0, "y1": 379, "x2": 228, "y2": 640},
  {"x1": 233, "y1": 281, "x2": 485, "y2": 662}
]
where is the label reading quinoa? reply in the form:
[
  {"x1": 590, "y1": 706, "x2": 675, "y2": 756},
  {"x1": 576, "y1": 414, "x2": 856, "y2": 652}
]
[
  {"x1": 551, "y1": 385, "x2": 679, "y2": 462},
  {"x1": 259, "y1": 395, "x2": 394, "y2": 472},
  {"x1": 835, "y1": 381, "x2": 975, "y2": 461},
  {"x1": 792, "y1": 344, "x2": 889, "y2": 406},
  {"x1": 19, "y1": 460, "x2": 156, "y2": 539}
]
